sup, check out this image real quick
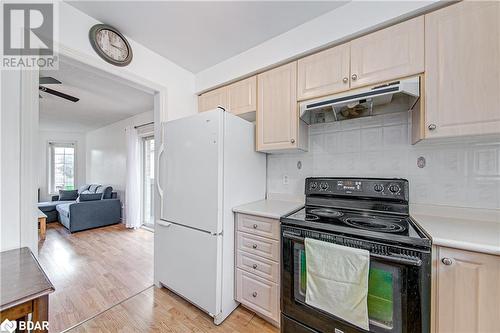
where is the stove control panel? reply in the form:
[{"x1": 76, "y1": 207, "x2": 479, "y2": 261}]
[{"x1": 305, "y1": 178, "x2": 409, "y2": 201}]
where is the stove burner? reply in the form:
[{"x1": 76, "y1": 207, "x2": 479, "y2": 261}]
[
  {"x1": 305, "y1": 214, "x2": 320, "y2": 221},
  {"x1": 343, "y1": 217, "x2": 406, "y2": 233},
  {"x1": 309, "y1": 208, "x2": 344, "y2": 219}
]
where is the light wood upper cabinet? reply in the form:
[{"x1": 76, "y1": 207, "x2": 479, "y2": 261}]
[
  {"x1": 227, "y1": 76, "x2": 257, "y2": 115},
  {"x1": 433, "y1": 246, "x2": 500, "y2": 333},
  {"x1": 350, "y1": 16, "x2": 424, "y2": 89},
  {"x1": 424, "y1": 1, "x2": 500, "y2": 139},
  {"x1": 198, "y1": 87, "x2": 227, "y2": 112},
  {"x1": 257, "y1": 62, "x2": 306, "y2": 152},
  {"x1": 297, "y1": 43, "x2": 350, "y2": 100}
]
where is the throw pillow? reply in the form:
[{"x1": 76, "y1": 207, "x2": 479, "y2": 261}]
[
  {"x1": 88, "y1": 184, "x2": 101, "y2": 193},
  {"x1": 78, "y1": 193, "x2": 103, "y2": 202},
  {"x1": 59, "y1": 190, "x2": 78, "y2": 201}
]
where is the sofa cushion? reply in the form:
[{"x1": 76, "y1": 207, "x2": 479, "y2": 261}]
[
  {"x1": 78, "y1": 193, "x2": 102, "y2": 202},
  {"x1": 38, "y1": 200, "x2": 76, "y2": 212},
  {"x1": 59, "y1": 190, "x2": 78, "y2": 201},
  {"x1": 56, "y1": 203, "x2": 72, "y2": 218},
  {"x1": 38, "y1": 201, "x2": 59, "y2": 212}
]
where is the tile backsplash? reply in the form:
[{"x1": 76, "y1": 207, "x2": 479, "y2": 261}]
[{"x1": 267, "y1": 112, "x2": 500, "y2": 209}]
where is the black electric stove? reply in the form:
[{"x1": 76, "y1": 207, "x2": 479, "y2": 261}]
[{"x1": 280, "y1": 178, "x2": 431, "y2": 333}]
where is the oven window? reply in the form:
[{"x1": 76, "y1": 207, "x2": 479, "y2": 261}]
[
  {"x1": 293, "y1": 244, "x2": 403, "y2": 333},
  {"x1": 368, "y1": 266, "x2": 395, "y2": 329}
]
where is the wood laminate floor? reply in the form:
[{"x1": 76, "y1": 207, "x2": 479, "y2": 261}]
[
  {"x1": 38, "y1": 223, "x2": 154, "y2": 333},
  {"x1": 68, "y1": 286, "x2": 279, "y2": 333}
]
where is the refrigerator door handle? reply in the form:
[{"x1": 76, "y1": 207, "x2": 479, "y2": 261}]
[
  {"x1": 157, "y1": 220, "x2": 172, "y2": 228},
  {"x1": 156, "y1": 141, "x2": 165, "y2": 203}
]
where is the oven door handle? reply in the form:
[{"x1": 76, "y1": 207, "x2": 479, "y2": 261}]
[
  {"x1": 282, "y1": 232, "x2": 422, "y2": 267},
  {"x1": 282, "y1": 231, "x2": 304, "y2": 242},
  {"x1": 370, "y1": 253, "x2": 422, "y2": 266}
]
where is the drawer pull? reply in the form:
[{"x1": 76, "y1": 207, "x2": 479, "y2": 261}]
[
  {"x1": 252, "y1": 292, "x2": 258, "y2": 298},
  {"x1": 252, "y1": 264, "x2": 258, "y2": 269},
  {"x1": 253, "y1": 224, "x2": 258, "y2": 229},
  {"x1": 441, "y1": 257, "x2": 453, "y2": 266},
  {"x1": 252, "y1": 244, "x2": 258, "y2": 249}
]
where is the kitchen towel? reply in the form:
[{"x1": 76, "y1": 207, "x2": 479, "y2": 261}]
[{"x1": 305, "y1": 238, "x2": 370, "y2": 330}]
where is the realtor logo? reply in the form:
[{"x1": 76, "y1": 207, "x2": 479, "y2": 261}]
[
  {"x1": 0, "y1": 319, "x2": 16, "y2": 333},
  {"x1": 2, "y1": 1, "x2": 58, "y2": 69},
  {"x1": 3, "y1": 3, "x2": 53, "y2": 55}
]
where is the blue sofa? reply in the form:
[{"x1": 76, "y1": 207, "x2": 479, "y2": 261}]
[{"x1": 38, "y1": 184, "x2": 121, "y2": 233}]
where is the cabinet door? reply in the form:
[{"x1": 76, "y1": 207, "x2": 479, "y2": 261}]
[
  {"x1": 198, "y1": 87, "x2": 227, "y2": 112},
  {"x1": 257, "y1": 62, "x2": 298, "y2": 151},
  {"x1": 350, "y1": 16, "x2": 424, "y2": 88},
  {"x1": 297, "y1": 43, "x2": 350, "y2": 100},
  {"x1": 436, "y1": 247, "x2": 500, "y2": 333},
  {"x1": 425, "y1": 1, "x2": 500, "y2": 138},
  {"x1": 227, "y1": 76, "x2": 257, "y2": 115}
]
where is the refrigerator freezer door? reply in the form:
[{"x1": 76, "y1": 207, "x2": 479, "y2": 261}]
[
  {"x1": 155, "y1": 221, "x2": 221, "y2": 316},
  {"x1": 160, "y1": 109, "x2": 223, "y2": 233}
]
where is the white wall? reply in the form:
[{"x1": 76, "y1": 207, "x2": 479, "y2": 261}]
[
  {"x1": 196, "y1": 1, "x2": 439, "y2": 92},
  {"x1": 57, "y1": 2, "x2": 196, "y2": 120},
  {"x1": 267, "y1": 112, "x2": 500, "y2": 210},
  {"x1": 85, "y1": 111, "x2": 153, "y2": 204},
  {"x1": 38, "y1": 131, "x2": 87, "y2": 202}
]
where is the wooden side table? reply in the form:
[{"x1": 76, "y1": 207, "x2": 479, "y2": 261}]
[
  {"x1": 0, "y1": 248, "x2": 54, "y2": 332},
  {"x1": 38, "y1": 209, "x2": 47, "y2": 240}
]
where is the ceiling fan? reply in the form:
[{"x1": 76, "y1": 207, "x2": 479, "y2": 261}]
[{"x1": 39, "y1": 76, "x2": 80, "y2": 102}]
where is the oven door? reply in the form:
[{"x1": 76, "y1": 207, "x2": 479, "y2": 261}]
[{"x1": 282, "y1": 229, "x2": 426, "y2": 333}]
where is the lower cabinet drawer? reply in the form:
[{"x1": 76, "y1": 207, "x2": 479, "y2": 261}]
[
  {"x1": 236, "y1": 231, "x2": 280, "y2": 261},
  {"x1": 237, "y1": 250, "x2": 279, "y2": 283},
  {"x1": 236, "y1": 213, "x2": 280, "y2": 240},
  {"x1": 236, "y1": 268, "x2": 279, "y2": 322}
]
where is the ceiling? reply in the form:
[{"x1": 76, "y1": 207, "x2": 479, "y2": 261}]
[
  {"x1": 67, "y1": 1, "x2": 348, "y2": 73},
  {"x1": 39, "y1": 60, "x2": 154, "y2": 133}
]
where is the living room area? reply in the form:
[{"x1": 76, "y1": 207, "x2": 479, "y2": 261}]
[{"x1": 35, "y1": 57, "x2": 157, "y2": 332}]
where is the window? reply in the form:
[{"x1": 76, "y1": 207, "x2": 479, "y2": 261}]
[
  {"x1": 49, "y1": 143, "x2": 76, "y2": 194},
  {"x1": 142, "y1": 136, "x2": 154, "y2": 227}
]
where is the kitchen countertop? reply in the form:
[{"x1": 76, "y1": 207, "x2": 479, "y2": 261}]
[
  {"x1": 233, "y1": 199, "x2": 304, "y2": 220},
  {"x1": 411, "y1": 205, "x2": 500, "y2": 256}
]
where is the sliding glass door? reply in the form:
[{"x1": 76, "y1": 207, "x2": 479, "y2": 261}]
[{"x1": 142, "y1": 136, "x2": 155, "y2": 228}]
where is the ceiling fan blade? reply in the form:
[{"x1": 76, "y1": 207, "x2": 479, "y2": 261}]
[
  {"x1": 39, "y1": 77, "x2": 62, "y2": 85},
  {"x1": 39, "y1": 86, "x2": 79, "y2": 102}
]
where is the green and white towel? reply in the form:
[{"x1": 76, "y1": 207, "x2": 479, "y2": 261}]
[{"x1": 305, "y1": 238, "x2": 370, "y2": 330}]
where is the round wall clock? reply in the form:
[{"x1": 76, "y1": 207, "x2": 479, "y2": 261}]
[{"x1": 89, "y1": 24, "x2": 133, "y2": 66}]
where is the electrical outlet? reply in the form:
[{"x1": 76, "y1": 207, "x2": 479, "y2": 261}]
[{"x1": 282, "y1": 175, "x2": 289, "y2": 185}]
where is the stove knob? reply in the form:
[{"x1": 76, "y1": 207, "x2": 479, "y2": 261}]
[
  {"x1": 310, "y1": 182, "x2": 318, "y2": 190},
  {"x1": 320, "y1": 182, "x2": 329, "y2": 191},
  {"x1": 389, "y1": 184, "x2": 400, "y2": 194},
  {"x1": 373, "y1": 184, "x2": 384, "y2": 192}
]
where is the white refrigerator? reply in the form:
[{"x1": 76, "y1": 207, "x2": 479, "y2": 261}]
[{"x1": 154, "y1": 108, "x2": 266, "y2": 324}]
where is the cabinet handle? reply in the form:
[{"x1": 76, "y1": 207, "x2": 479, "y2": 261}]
[
  {"x1": 253, "y1": 224, "x2": 258, "y2": 229},
  {"x1": 351, "y1": 74, "x2": 358, "y2": 81},
  {"x1": 252, "y1": 264, "x2": 258, "y2": 269},
  {"x1": 252, "y1": 244, "x2": 258, "y2": 249},
  {"x1": 428, "y1": 124, "x2": 437, "y2": 131},
  {"x1": 441, "y1": 257, "x2": 453, "y2": 266},
  {"x1": 252, "y1": 292, "x2": 258, "y2": 298},
  {"x1": 342, "y1": 77, "x2": 348, "y2": 83},
  {"x1": 290, "y1": 139, "x2": 295, "y2": 144}
]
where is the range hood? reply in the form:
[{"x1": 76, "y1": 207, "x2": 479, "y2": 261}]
[{"x1": 299, "y1": 77, "x2": 420, "y2": 125}]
